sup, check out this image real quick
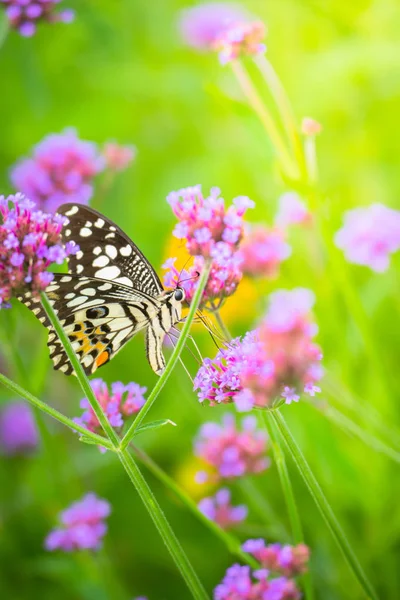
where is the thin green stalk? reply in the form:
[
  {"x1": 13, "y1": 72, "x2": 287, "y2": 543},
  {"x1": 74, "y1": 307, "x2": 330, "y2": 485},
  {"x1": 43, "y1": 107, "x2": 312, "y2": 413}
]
[
  {"x1": 0, "y1": 372, "x2": 115, "y2": 450},
  {"x1": 213, "y1": 308, "x2": 232, "y2": 342},
  {"x1": 263, "y1": 412, "x2": 314, "y2": 600},
  {"x1": 41, "y1": 292, "x2": 121, "y2": 447},
  {"x1": 131, "y1": 444, "x2": 258, "y2": 568},
  {"x1": 304, "y1": 136, "x2": 318, "y2": 184},
  {"x1": 230, "y1": 60, "x2": 298, "y2": 179},
  {"x1": 238, "y1": 478, "x2": 288, "y2": 541},
  {"x1": 120, "y1": 260, "x2": 212, "y2": 450},
  {"x1": 272, "y1": 410, "x2": 378, "y2": 600},
  {"x1": 254, "y1": 54, "x2": 306, "y2": 178},
  {"x1": 118, "y1": 450, "x2": 209, "y2": 600},
  {"x1": 311, "y1": 400, "x2": 400, "y2": 465}
]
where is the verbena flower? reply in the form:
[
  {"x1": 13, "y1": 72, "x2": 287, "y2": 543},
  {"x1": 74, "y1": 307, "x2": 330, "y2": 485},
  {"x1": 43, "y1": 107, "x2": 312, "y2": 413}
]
[
  {"x1": 301, "y1": 117, "x2": 322, "y2": 136},
  {"x1": 239, "y1": 225, "x2": 291, "y2": 278},
  {"x1": 275, "y1": 192, "x2": 311, "y2": 229},
  {"x1": 74, "y1": 379, "x2": 146, "y2": 449},
  {"x1": 194, "y1": 289, "x2": 323, "y2": 411},
  {"x1": 214, "y1": 20, "x2": 266, "y2": 65},
  {"x1": 163, "y1": 254, "x2": 242, "y2": 311},
  {"x1": 242, "y1": 539, "x2": 310, "y2": 577},
  {"x1": 1, "y1": 0, "x2": 74, "y2": 38},
  {"x1": 198, "y1": 488, "x2": 247, "y2": 528},
  {"x1": 194, "y1": 414, "x2": 269, "y2": 483},
  {"x1": 45, "y1": 493, "x2": 110, "y2": 552},
  {"x1": 0, "y1": 193, "x2": 79, "y2": 307},
  {"x1": 334, "y1": 203, "x2": 400, "y2": 272},
  {"x1": 102, "y1": 142, "x2": 136, "y2": 172},
  {"x1": 0, "y1": 401, "x2": 38, "y2": 455},
  {"x1": 10, "y1": 129, "x2": 105, "y2": 213},
  {"x1": 167, "y1": 185, "x2": 254, "y2": 259},
  {"x1": 178, "y1": 2, "x2": 247, "y2": 50}
]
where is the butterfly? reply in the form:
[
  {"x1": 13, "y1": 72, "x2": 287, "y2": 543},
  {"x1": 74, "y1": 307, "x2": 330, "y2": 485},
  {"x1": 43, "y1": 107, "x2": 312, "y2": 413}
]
[{"x1": 18, "y1": 204, "x2": 186, "y2": 376}]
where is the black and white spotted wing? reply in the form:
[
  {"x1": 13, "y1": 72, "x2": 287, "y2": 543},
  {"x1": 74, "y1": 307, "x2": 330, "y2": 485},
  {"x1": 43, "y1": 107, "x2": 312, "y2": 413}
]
[{"x1": 58, "y1": 203, "x2": 163, "y2": 297}]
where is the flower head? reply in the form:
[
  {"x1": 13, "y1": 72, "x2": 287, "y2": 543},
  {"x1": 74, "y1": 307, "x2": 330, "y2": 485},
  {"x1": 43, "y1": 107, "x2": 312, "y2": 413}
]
[
  {"x1": 214, "y1": 20, "x2": 267, "y2": 65},
  {"x1": 0, "y1": 193, "x2": 79, "y2": 307},
  {"x1": 11, "y1": 129, "x2": 105, "y2": 213},
  {"x1": 2, "y1": 0, "x2": 74, "y2": 37},
  {"x1": 301, "y1": 117, "x2": 322, "y2": 136},
  {"x1": 102, "y1": 142, "x2": 136, "y2": 172},
  {"x1": 45, "y1": 493, "x2": 110, "y2": 552},
  {"x1": 242, "y1": 539, "x2": 310, "y2": 577},
  {"x1": 0, "y1": 401, "x2": 38, "y2": 455},
  {"x1": 334, "y1": 203, "x2": 400, "y2": 272},
  {"x1": 74, "y1": 379, "x2": 146, "y2": 450},
  {"x1": 178, "y1": 2, "x2": 248, "y2": 50},
  {"x1": 194, "y1": 414, "x2": 269, "y2": 483},
  {"x1": 167, "y1": 185, "x2": 254, "y2": 259},
  {"x1": 239, "y1": 225, "x2": 291, "y2": 278},
  {"x1": 198, "y1": 488, "x2": 248, "y2": 529},
  {"x1": 275, "y1": 192, "x2": 311, "y2": 229}
]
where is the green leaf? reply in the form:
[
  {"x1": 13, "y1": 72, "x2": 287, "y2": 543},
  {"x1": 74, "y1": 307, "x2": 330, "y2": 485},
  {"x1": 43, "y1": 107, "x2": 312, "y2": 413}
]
[{"x1": 133, "y1": 419, "x2": 177, "y2": 437}]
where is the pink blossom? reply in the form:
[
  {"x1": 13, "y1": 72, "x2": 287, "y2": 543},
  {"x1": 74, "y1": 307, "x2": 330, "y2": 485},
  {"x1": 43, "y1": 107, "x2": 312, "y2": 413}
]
[
  {"x1": 214, "y1": 20, "x2": 267, "y2": 65},
  {"x1": 334, "y1": 203, "x2": 400, "y2": 272},
  {"x1": 275, "y1": 192, "x2": 311, "y2": 228},
  {"x1": 239, "y1": 225, "x2": 291, "y2": 278},
  {"x1": 242, "y1": 539, "x2": 310, "y2": 578},
  {"x1": 0, "y1": 401, "x2": 38, "y2": 455},
  {"x1": 2, "y1": 0, "x2": 74, "y2": 37},
  {"x1": 102, "y1": 142, "x2": 136, "y2": 172},
  {"x1": 198, "y1": 488, "x2": 248, "y2": 529},
  {"x1": 301, "y1": 117, "x2": 322, "y2": 136}
]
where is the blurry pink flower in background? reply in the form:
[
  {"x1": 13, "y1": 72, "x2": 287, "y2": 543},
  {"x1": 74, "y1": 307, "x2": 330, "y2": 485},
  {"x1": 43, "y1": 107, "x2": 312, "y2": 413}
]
[
  {"x1": 74, "y1": 379, "x2": 146, "y2": 449},
  {"x1": 178, "y1": 2, "x2": 247, "y2": 50},
  {"x1": 0, "y1": 193, "x2": 79, "y2": 306},
  {"x1": 239, "y1": 225, "x2": 291, "y2": 278},
  {"x1": 198, "y1": 488, "x2": 247, "y2": 528},
  {"x1": 1, "y1": 0, "x2": 74, "y2": 37},
  {"x1": 301, "y1": 117, "x2": 322, "y2": 136},
  {"x1": 10, "y1": 129, "x2": 105, "y2": 213},
  {"x1": 194, "y1": 414, "x2": 269, "y2": 483},
  {"x1": 102, "y1": 142, "x2": 136, "y2": 172},
  {"x1": 242, "y1": 539, "x2": 310, "y2": 577},
  {"x1": 0, "y1": 401, "x2": 38, "y2": 455},
  {"x1": 275, "y1": 192, "x2": 311, "y2": 229},
  {"x1": 214, "y1": 20, "x2": 266, "y2": 64},
  {"x1": 45, "y1": 493, "x2": 110, "y2": 552},
  {"x1": 334, "y1": 203, "x2": 400, "y2": 272}
]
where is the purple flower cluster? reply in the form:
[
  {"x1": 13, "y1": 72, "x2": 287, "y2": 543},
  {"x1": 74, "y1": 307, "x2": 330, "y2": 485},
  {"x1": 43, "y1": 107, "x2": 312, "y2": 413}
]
[
  {"x1": 275, "y1": 192, "x2": 311, "y2": 229},
  {"x1": 194, "y1": 289, "x2": 323, "y2": 411},
  {"x1": 194, "y1": 414, "x2": 269, "y2": 483},
  {"x1": 102, "y1": 142, "x2": 136, "y2": 172},
  {"x1": 1, "y1": 0, "x2": 74, "y2": 37},
  {"x1": 0, "y1": 401, "x2": 38, "y2": 455},
  {"x1": 334, "y1": 203, "x2": 400, "y2": 272},
  {"x1": 178, "y1": 2, "x2": 247, "y2": 50},
  {"x1": 215, "y1": 539, "x2": 309, "y2": 599},
  {"x1": 214, "y1": 20, "x2": 267, "y2": 65},
  {"x1": 198, "y1": 488, "x2": 247, "y2": 529},
  {"x1": 11, "y1": 129, "x2": 105, "y2": 213},
  {"x1": 74, "y1": 379, "x2": 146, "y2": 448},
  {"x1": 239, "y1": 225, "x2": 291, "y2": 279},
  {"x1": 45, "y1": 493, "x2": 110, "y2": 552},
  {"x1": 0, "y1": 193, "x2": 79, "y2": 306}
]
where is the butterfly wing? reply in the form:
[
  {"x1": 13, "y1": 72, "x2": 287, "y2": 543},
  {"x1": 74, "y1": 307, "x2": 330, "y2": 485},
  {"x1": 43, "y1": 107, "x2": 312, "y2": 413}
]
[
  {"x1": 58, "y1": 203, "x2": 164, "y2": 297},
  {"x1": 18, "y1": 274, "x2": 160, "y2": 375}
]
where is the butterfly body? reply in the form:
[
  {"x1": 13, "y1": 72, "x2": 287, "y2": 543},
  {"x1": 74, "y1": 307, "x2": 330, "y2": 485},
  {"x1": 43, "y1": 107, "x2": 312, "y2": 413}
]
[{"x1": 19, "y1": 204, "x2": 185, "y2": 376}]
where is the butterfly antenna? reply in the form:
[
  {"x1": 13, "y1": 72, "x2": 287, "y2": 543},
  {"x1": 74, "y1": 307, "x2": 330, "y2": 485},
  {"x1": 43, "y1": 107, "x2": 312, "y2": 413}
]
[
  {"x1": 193, "y1": 312, "x2": 223, "y2": 350},
  {"x1": 176, "y1": 256, "x2": 194, "y2": 285}
]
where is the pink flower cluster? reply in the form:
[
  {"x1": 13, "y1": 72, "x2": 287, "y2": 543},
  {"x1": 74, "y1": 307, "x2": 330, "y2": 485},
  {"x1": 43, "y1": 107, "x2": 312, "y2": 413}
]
[
  {"x1": 215, "y1": 540, "x2": 309, "y2": 600},
  {"x1": 0, "y1": 401, "x2": 38, "y2": 455},
  {"x1": 198, "y1": 488, "x2": 248, "y2": 529},
  {"x1": 275, "y1": 192, "x2": 311, "y2": 229},
  {"x1": 194, "y1": 414, "x2": 269, "y2": 483},
  {"x1": 1, "y1": 0, "x2": 74, "y2": 37},
  {"x1": 334, "y1": 203, "x2": 400, "y2": 272},
  {"x1": 239, "y1": 225, "x2": 291, "y2": 278},
  {"x1": 45, "y1": 493, "x2": 110, "y2": 552},
  {"x1": 163, "y1": 255, "x2": 242, "y2": 310},
  {"x1": 11, "y1": 129, "x2": 105, "y2": 213},
  {"x1": 0, "y1": 193, "x2": 79, "y2": 306},
  {"x1": 178, "y1": 2, "x2": 247, "y2": 51},
  {"x1": 194, "y1": 289, "x2": 323, "y2": 411},
  {"x1": 74, "y1": 379, "x2": 146, "y2": 449},
  {"x1": 214, "y1": 21, "x2": 266, "y2": 65},
  {"x1": 102, "y1": 142, "x2": 136, "y2": 172}
]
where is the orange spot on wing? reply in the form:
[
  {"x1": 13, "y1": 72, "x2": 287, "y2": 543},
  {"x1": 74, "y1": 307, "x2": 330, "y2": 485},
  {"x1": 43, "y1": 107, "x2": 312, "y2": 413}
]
[{"x1": 95, "y1": 351, "x2": 109, "y2": 367}]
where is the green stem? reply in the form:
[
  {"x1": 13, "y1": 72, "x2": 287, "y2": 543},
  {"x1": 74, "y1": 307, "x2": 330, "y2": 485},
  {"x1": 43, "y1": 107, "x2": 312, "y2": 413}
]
[
  {"x1": 304, "y1": 137, "x2": 318, "y2": 184},
  {"x1": 40, "y1": 292, "x2": 121, "y2": 447},
  {"x1": 0, "y1": 372, "x2": 115, "y2": 450},
  {"x1": 230, "y1": 60, "x2": 298, "y2": 179},
  {"x1": 214, "y1": 308, "x2": 232, "y2": 342},
  {"x1": 131, "y1": 444, "x2": 258, "y2": 569},
  {"x1": 263, "y1": 412, "x2": 314, "y2": 600},
  {"x1": 118, "y1": 450, "x2": 209, "y2": 600},
  {"x1": 120, "y1": 260, "x2": 212, "y2": 450},
  {"x1": 272, "y1": 410, "x2": 378, "y2": 600}
]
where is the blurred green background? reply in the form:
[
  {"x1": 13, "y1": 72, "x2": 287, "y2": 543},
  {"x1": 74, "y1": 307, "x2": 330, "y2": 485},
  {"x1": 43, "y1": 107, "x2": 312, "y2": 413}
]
[{"x1": 1, "y1": 1, "x2": 400, "y2": 598}]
